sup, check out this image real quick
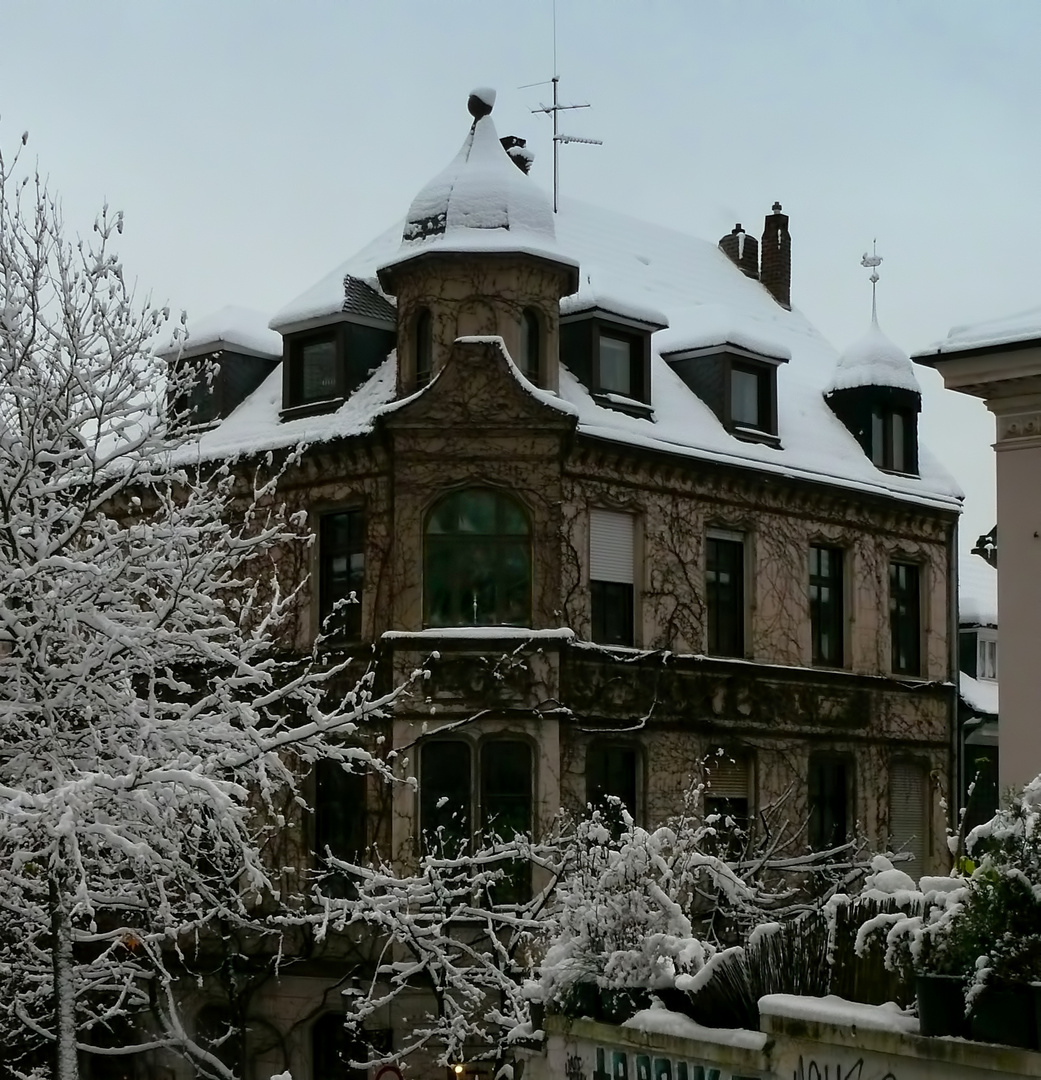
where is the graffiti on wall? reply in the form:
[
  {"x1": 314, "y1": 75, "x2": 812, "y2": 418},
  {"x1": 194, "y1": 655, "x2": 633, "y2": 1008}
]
[
  {"x1": 792, "y1": 1057, "x2": 897, "y2": 1080},
  {"x1": 591, "y1": 1046, "x2": 761, "y2": 1080}
]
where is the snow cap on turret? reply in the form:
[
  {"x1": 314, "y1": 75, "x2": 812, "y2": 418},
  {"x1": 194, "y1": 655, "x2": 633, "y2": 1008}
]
[
  {"x1": 826, "y1": 245, "x2": 920, "y2": 394},
  {"x1": 826, "y1": 316, "x2": 921, "y2": 394},
  {"x1": 399, "y1": 87, "x2": 556, "y2": 247}
]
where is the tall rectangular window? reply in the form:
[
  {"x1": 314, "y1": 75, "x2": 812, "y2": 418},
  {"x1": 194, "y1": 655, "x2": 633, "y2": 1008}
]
[
  {"x1": 314, "y1": 759, "x2": 367, "y2": 897},
  {"x1": 809, "y1": 545, "x2": 844, "y2": 667},
  {"x1": 889, "y1": 561, "x2": 921, "y2": 675},
  {"x1": 481, "y1": 740, "x2": 533, "y2": 903},
  {"x1": 319, "y1": 510, "x2": 365, "y2": 640},
  {"x1": 586, "y1": 743, "x2": 639, "y2": 822},
  {"x1": 704, "y1": 753, "x2": 752, "y2": 833},
  {"x1": 590, "y1": 509, "x2": 635, "y2": 646},
  {"x1": 706, "y1": 533, "x2": 745, "y2": 657},
  {"x1": 808, "y1": 754, "x2": 852, "y2": 851},
  {"x1": 420, "y1": 741, "x2": 472, "y2": 855}
]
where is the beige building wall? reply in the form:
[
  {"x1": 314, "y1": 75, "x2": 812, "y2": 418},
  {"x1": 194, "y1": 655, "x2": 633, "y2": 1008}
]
[
  {"x1": 994, "y1": 432, "x2": 1041, "y2": 791},
  {"x1": 920, "y1": 342, "x2": 1041, "y2": 795}
]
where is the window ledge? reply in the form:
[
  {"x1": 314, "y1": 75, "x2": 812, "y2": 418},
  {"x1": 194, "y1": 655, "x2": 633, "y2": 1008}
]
[
  {"x1": 280, "y1": 397, "x2": 345, "y2": 422},
  {"x1": 383, "y1": 627, "x2": 576, "y2": 642},
  {"x1": 729, "y1": 424, "x2": 781, "y2": 447},
  {"x1": 592, "y1": 392, "x2": 654, "y2": 420}
]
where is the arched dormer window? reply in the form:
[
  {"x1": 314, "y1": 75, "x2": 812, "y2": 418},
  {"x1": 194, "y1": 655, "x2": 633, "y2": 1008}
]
[
  {"x1": 415, "y1": 308, "x2": 432, "y2": 388},
  {"x1": 519, "y1": 307, "x2": 540, "y2": 384},
  {"x1": 424, "y1": 488, "x2": 532, "y2": 628}
]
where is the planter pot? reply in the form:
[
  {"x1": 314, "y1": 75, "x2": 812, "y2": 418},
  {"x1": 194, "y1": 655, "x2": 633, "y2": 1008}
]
[
  {"x1": 916, "y1": 973, "x2": 966, "y2": 1037},
  {"x1": 969, "y1": 982, "x2": 1038, "y2": 1050}
]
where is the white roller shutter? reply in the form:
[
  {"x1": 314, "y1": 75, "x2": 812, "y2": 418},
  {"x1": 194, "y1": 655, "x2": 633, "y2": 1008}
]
[
  {"x1": 590, "y1": 509, "x2": 635, "y2": 584},
  {"x1": 889, "y1": 761, "x2": 927, "y2": 881},
  {"x1": 705, "y1": 755, "x2": 750, "y2": 799}
]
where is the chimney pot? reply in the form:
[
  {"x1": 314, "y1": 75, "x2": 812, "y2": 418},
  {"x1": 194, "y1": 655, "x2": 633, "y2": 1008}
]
[{"x1": 719, "y1": 222, "x2": 759, "y2": 280}]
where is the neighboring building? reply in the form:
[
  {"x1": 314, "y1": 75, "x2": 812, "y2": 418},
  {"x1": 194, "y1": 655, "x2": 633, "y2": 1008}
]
[
  {"x1": 164, "y1": 89, "x2": 961, "y2": 1078},
  {"x1": 958, "y1": 551, "x2": 998, "y2": 830},
  {"x1": 916, "y1": 310, "x2": 1041, "y2": 793}
]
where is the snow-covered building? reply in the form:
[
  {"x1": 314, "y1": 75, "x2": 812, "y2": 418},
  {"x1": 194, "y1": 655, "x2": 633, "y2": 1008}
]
[{"x1": 164, "y1": 89, "x2": 962, "y2": 1078}]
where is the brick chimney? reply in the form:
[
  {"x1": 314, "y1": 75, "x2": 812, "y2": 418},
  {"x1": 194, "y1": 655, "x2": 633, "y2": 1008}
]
[
  {"x1": 760, "y1": 201, "x2": 791, "y2": 309},
  {"x1": 718, "y1": 224, "x2": 759, "y2": 280}
]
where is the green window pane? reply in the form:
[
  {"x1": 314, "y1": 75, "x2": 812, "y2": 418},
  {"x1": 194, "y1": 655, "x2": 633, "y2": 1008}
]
[{"x1": 424, "y1": 489, "x2": 532, "y2": 627}]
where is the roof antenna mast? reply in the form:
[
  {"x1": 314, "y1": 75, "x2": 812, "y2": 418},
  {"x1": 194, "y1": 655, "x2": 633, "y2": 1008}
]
[{"x1": 520, "y1": 0, "x2": 602, "y2": 213}]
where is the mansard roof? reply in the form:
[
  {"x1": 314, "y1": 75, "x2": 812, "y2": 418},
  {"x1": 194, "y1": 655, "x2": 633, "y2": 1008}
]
[{"x1": 188, "y1": 139, "x2": 960, "y2": 515}]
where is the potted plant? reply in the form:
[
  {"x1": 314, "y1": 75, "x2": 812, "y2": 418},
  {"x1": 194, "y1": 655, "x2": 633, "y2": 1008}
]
[
  {"x1": 912, "y1": 917, "x2": 973, "y2": 1038},
  {"x1": 946, "y1": 784, "x2": 1041, "y2": 1049}
]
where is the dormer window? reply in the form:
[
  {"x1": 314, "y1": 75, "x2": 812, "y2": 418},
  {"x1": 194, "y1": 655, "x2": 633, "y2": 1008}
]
[
  {"x1": 599, "y1": 332, "x2": 635, "y2": 395},
  {"x1": 826, "y1": 385, "x2": 920, "y2": 477},
  {"x1": 870, "y1": 406, "x2": 916, "y2": 473},
  {"x1": 560, "y1": 310, "x2": 662, "y2": 419},
  {"x1": 663, "y1": 343, "x2": 786, "y2": 444},
  {"x1": 298, "y1": 335, "x2": 338, "y2": 404},
  {"x1": 173, "y1": 357, "x2": 220, "y2": 428},
  {"x1": 730, "y1": 362, "x2": 775, "y2": 431},
  {"x1": 281, "y1": 317, "x2": 395, "y2": 420},
  {"x1": 170, "y1": 349, "x2": 279, "y2": 430}
]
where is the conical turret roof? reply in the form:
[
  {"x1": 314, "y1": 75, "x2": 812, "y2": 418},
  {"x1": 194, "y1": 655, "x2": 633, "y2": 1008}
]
[
  {"x1": 826, "y1": 314, "x2": 921, "y2": 395},
  {"x1": 401, "y1": 88, "x2": 556, "y2": 249}
]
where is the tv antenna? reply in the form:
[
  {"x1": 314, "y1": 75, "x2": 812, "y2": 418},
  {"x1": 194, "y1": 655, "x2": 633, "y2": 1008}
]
[{"x1": 520, "y1": 2, "x2": 601, "y2": 212}]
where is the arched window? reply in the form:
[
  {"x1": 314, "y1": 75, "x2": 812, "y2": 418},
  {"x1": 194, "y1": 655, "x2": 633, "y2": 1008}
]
[
  {"x1": 519, "y1": 307, "x2": 540, "y2": 384},
  {"x1": 415, "y1": 308, "x2": 432, "y2": 387},
  {"x1": 424, "y1": 488, "x2": 532, "y2": 627}
]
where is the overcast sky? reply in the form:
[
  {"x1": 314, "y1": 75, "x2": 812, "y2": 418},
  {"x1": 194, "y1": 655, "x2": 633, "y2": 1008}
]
[{"x1": 5, "y1": 0, "x2": 1038, "y2": 551}]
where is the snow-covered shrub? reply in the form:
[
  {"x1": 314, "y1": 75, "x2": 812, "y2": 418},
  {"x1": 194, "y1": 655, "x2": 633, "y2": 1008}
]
[{"x1": 540, "y1": 800, "x2": 760, "y2": 1011}]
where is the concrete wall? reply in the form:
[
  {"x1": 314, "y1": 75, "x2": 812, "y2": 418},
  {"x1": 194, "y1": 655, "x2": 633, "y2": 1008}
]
[{"x1": 533, "y1": 1011, "x2": 1041, "y2": 1080}]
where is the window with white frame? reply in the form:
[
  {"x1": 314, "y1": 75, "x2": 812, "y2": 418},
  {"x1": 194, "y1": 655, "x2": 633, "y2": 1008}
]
[{"x1": 977, "y1": 631, "x2": 998, "y2": 681}]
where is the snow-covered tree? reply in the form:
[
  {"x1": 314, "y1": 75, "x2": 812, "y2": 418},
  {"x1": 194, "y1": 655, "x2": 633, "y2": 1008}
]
[
  {"x1": 314, "y1": 783, "x2": 875, "y2": 1078},
  {"x1": 0, "y1": 136, "x2": 409, "y2": 1080}
]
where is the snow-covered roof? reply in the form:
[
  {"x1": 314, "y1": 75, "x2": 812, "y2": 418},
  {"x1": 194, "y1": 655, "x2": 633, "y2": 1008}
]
[
  {"x1": 825, "y1": 315, "x2": 921, "y2": 395},
  {"x1": 194, "y1": 184, "x2": 962, "y2": 514},
  {"x1": 158, "y1": 305, "x2": 282, "y2": 361},
  {"x1": 960, "y1": 553, "x2": 997, "y2": 627},
  {"x1": 657, "y1": 303, "x2": 791, "y2": 362},
  {"x1": 960, "y1": 671, "x2": 997, "y2": 717},
  {"x1": 925, "y1": 303, "x2": 1041, "y2": 356}
]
